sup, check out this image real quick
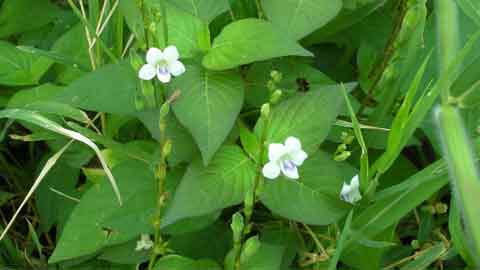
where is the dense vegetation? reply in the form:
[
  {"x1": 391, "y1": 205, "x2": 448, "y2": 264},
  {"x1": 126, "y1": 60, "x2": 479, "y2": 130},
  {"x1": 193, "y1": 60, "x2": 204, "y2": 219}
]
[{"x1": 0, "y1": 0, "x2": 479, "y2": 269}]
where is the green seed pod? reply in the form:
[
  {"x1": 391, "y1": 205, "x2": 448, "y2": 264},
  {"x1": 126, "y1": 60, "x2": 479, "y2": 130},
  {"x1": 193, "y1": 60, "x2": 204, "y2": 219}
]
[
  {"x1": 243, "y1": 189, "x2": 254, "y2": 219},
  {"x1": 240, "y1": 236, "x2": 261, "y2": 263},
  {"x1": 411, "y1": 239, "x2": 420, "y2": 249},
  {"x1": 267, "y1": 80, "x2": 276, "y2": 92},
  {"x1": 334, "y1": 151, "x2": 351, "y2": 162},
  {"x1": 261, "y1": 103, "x2": 270, "y2": 118},
  {"x1": 435, "y1": 202, "x2": 448, "y2": 214},
  {"x1": 231, "y1": 212, "x2": 244, "y2": 243},
  {"x1": 270, "y1": 89, "x2": 283, "y2": 104},
  {"x1": 270, "y1": 70, "x2": 283, "y2": 83},
  {"x1": 159, "y1": 101, "x2": 170, "y2": 120},
  {"x1": 162, "y1": 139, "x2": 172, "y2": 157}
]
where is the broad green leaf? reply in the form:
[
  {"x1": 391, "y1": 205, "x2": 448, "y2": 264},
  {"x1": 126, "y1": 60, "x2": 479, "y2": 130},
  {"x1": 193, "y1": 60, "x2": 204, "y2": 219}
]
[
  {"x1": 166, "y1": 0, "x2": 229, "y2": 22},
  {"x1": 0, "y1": 0, "x2": 61, "y2": 37},
  {"x1": 254, "y1": 84, "x2": 344, "y2": 154},
  {"x1": 168, "y1": 64, "x2": 244, "y2": 164},
  {"x1": 260, "y1": 151, "x2": 354, "y2": 225},
  {"x1": 99, "y1": 238, "x2": 149, "y2": 265},
  {"x1": 54, "y1": 62, "x2": 138, "y2": 115},
  {"x1": 203, "y1": 19, "x2": 313, "y2": 70},
  {"x1": 7, "y1": 84, "x2": 63, "y2": 108},
  {"x1": 400, "y1": 243, "x2": 447, "y2": 270},
  {"x1": 162, "y1": 4, "x2": 209, "y2": 58},
  {"x1": 50, "y1": 23, "x2": 90, "y2": 83},
  {"x1": 162, "y1": 146, "x2": 255, "y2": 226},
  {"x1": 239, "y1": 242, "x2": 285, "y2": 270},
  {"x1": 49, "y1": 160, "x2": 155, "y2": 264},
  {"x1": 261, "y1": 0, "x2": 342, "y2": 40},
  {"x1": 36, "y1": 160, "x2": 80, "y2": 232},
  {"x1": 303, "y1": 0, "x2": 386, "y2": 44},
  {"x1": 119, "y1": 0, "x2": 145, "y2": 43},
  {"x1": 0, "y1": 41, "x2": 52, "y2": 86},
  {"x1": 244, "y1": 57, "x2": 334, "y2": 107},
  {"x1": 169, "y1": 222, "x2": 231, "y2": 263},
  {"x1": 154, "y1": 255, "x2": 221, "y2": 270}
]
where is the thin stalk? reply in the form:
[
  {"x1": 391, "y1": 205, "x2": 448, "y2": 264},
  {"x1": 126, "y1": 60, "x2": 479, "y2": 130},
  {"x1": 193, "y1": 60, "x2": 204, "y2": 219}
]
[
  {"x1": 435, "y1": 105, "x2": 480, "y2": 263},
  {"x1": 234, "y1": 110, "x2": 270, "y2": 270},
  {"x1": 159, "y1": 0, "x2": 169, "y2": 46},
  {"x1": 436, "y1": 0, "x2": 459, "y2": 105},
  {"x1": 66, "y1": 0, "x2": 119, "y2": 64}
]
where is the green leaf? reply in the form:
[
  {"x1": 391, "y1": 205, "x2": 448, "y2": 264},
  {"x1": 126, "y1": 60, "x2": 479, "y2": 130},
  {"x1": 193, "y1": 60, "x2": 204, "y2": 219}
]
[
  {"x1": 49, "y1": 160, "x2": 155, "y2": 264},
  {"x1": 154, "y1": 255, "x2": 221, "y2": 270},
  {"x1": 166, "y1": 0, "x2": 229, "y2": 22},
  {"x1": 0, "y1": 0, "x2": 61, "y2": 37},
  {"x1": 400, "y1": 243, "x2": 447, "y2": 270},
  {"x1": 328, "y1": 210, "x2": 354, "y2": 270},
  {"x1": 448, "y1": 199, "x2": 475, "y2": 266},
  {"x1": 162, "y1": 146, "x2": 255, "y2": 226},
  {"x1": 350, "y1": 160, "x2": 449, "y2": 242},
  {"x1": 54, "y1": 62, "x2": 138, "y2": 115},
  {"x1": 99, "y1": 238, "x2": 149, "y2": 265},
  {"x1": 168, "y1": 222, "x2": 231, "y2": 263},
  {"x1": 239, "y1": 242, "x2": 285, "y2": 270},
  {"x1": 168, "y1": 64, "x2": 244, "y2": 164},
  {"x1": 203, "y1": 19, "x2": 313, "y2": 70},
  {"x1": 36, "y1": 160, "x2": 80, "y2": 232},
  {"x1": 255, "y1": 85, "x2": 344, "y2": 154},
  {"x1": 0, "y1": 41, "x2": 52, "y2": 86},
  {"x1": 0, "y1": 191, "x2": 14, "y2": 207},
  {"x1": 119, "y1": 0, "x2": 145, "y2": 43},
  {"x1": 260, "y1": 151, "x2": 354, "y2": 225},
  {"x1": 164, "y1": 4, "x2": 209, "y2": 58},
  {"x1": 261, "y1": 0, "x2": 342, "y2": 40}
]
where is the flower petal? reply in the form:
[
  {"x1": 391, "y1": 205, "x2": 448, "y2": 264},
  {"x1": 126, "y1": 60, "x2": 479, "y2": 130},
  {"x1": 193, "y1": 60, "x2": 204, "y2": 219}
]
[
  {"x1": 268, "y1": 143, "x2": 287, "y2": 162},
  {"x1": 291, "y1": 150, "x2": 308, "y2": 166},
  {"x1": 138, "y1": 64, "x2": 156, "y2": 80},
  {"x1": 163, "y1": 45, "x2": 180, "y2": 62},
  {"x1": 168, "y1": 60, "x2": 186, "y2": 76},
  {"x1": 280, "y1": 161, "x2": 299, "y2": 179},
  {"x1": 262, "y1": 161, "x2": 281, "y2": 179},
  {"x1": 146, "y1": 47, "x2": 163, "y2": 64},
  {"x1": 157, "y1": 67, "x2": 171, "y2": 83},
  {"x1": 285, "y1": 136, "x2": 302, "y2": 152},
  {"x1": 350, "y1": 174, "x2": 360, "y2": 188}
]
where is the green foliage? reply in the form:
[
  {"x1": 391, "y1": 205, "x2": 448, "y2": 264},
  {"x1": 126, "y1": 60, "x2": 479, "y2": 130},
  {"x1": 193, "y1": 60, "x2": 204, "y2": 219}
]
[{"x1": 0, "y1": 1, "x2": 479, "y2": 269}]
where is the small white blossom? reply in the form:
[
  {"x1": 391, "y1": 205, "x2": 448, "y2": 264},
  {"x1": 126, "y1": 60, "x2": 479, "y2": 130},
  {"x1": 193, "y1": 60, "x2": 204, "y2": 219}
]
[
  {"x1": 340, "y1": 175, "x2": 362, "y2": 204},
  {"x1": 262, "y1": 136, "x2": 308, "y2": 180},
  {"x1": 138, "y1": 46, "x2": 185, "y2": 83},
  {"x1": 135, "y1": 234, "x2": 154, "y2": 251}
]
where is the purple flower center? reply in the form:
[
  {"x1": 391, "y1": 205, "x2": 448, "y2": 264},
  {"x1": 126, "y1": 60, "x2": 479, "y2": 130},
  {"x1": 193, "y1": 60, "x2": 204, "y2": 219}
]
[{"x1": 282, "y1": 160, "x2": 295, "y2": 171}]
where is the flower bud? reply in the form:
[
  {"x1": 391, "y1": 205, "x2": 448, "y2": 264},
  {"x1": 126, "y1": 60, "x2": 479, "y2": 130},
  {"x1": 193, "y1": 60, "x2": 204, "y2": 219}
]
[
  {"x1": 163, "y1": 139, "x2": 172, "y2": 157},
  {"x1": 334, "y1": 151, "x2": 351, "y2": 162},
  {"x1": 270, "y1": 70, "x2": 282, "y2": 83},
  {"x1": 231, "y1": 213, "x2": 244, "y2": 243},
  {"x1": 240, "y1": 236, "x2": 261, "y2": 263},
  {"x1": 270, "y1": 89, "x2": 282, "y2": 104},
  {"x1": 261, "y1": 103, "x2": 270, "y2": 118},
  {"x1": 435, "y1": 202, "x2": 448, "y2": 214}
]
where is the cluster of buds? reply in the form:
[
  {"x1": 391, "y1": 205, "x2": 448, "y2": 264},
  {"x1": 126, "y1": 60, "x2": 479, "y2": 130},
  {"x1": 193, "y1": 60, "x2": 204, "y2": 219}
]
[
  {"x1": 267, "y1": 70, "x2": 283, "y2": 104},
  {"x1": 334, "y1": 132, "x2": 355, "y2": 162}
]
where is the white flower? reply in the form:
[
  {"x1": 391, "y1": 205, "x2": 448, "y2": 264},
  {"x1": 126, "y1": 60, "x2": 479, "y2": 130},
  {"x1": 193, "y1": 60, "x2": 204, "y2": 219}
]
[
  {"x1": 135, "y1": 233, "x2": 154, "y2": 251},
  {"x1": 340, "y1": 175, "x2": 362, "y2": 204},
  {"x1": 138, "y1": 46, "x2": 186, "y2": 83},
  {"x1": 262, "y1": 136, "x2": 308, "y2": 180}
]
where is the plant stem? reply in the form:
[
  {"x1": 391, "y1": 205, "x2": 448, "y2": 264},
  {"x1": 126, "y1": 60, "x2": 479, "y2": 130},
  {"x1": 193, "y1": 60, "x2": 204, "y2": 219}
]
[{"x1": 436, "y1": 0, "x2": 459, "y2": 105}]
